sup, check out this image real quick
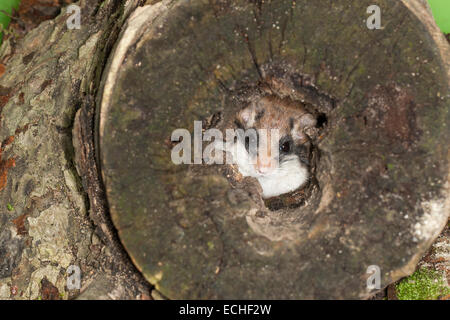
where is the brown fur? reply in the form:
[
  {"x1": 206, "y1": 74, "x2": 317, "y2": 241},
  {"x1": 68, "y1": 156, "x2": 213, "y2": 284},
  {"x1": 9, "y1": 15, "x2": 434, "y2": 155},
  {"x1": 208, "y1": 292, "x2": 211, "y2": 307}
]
[{"x1": 237, "y1": 95, "x2": 316, "y2": 144}]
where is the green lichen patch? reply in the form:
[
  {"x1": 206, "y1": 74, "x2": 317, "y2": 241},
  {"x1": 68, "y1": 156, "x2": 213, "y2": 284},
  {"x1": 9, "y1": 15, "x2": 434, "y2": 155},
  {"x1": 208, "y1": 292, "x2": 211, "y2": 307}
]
[{"x1": 396, "y1": 268, "x2": 450, "y2": 300}]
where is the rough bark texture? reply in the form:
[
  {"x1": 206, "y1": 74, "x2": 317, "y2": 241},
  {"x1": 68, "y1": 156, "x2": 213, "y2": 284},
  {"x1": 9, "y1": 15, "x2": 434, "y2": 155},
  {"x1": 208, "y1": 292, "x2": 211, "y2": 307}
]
[
  {"x1": 0, "y1": 0, "x2": 151, "y2": 300},
  {"x1": 99, "y1": 0, "x2": 449, "y2": 299}
]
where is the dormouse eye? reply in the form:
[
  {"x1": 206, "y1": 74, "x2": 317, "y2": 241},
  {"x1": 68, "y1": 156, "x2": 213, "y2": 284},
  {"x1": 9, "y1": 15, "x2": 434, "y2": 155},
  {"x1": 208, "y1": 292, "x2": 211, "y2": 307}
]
[{"x1": 280, "y1": 140, "x2": 291, "y2": 154}]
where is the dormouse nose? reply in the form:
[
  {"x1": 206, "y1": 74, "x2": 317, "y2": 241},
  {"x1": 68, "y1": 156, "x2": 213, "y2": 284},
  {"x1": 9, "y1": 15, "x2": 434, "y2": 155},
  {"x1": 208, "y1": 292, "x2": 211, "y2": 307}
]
[
  {"x1": 254, "y1": 129, "x2": 278, "y2": 174},
  {"x1": 256, "y1": 156, "x2": 273, "y2": 174}
]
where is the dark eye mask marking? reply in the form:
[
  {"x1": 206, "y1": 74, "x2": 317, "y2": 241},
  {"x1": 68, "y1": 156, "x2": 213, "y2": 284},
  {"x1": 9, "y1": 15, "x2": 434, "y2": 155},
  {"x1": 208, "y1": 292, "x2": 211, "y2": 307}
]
[{"x1": 255, "y1": 109, "x2": 265, "y2": 122}]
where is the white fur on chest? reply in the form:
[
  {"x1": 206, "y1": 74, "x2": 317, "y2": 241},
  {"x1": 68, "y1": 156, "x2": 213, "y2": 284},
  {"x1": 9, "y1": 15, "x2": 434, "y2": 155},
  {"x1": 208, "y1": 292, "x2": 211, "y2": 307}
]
[{"x1": 224, "y1": 141, "x2": 309, "y2": 198}]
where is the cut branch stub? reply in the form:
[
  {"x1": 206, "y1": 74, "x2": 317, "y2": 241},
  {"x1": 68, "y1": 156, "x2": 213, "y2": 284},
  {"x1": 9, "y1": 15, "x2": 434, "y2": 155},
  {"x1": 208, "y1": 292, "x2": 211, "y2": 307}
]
[{"x1": 97, "y1": 0, "x2": 450, "y2": 299}]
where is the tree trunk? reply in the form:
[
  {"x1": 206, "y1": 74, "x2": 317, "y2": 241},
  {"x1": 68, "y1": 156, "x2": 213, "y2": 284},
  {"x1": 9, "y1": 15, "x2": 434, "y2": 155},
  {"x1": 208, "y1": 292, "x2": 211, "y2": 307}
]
[
  {"x1": 98, "y1": 0, "x2": 449, "y2": 299},
  {"x1": 0, "y1": 0, "x2": 151, "y2": 300}
]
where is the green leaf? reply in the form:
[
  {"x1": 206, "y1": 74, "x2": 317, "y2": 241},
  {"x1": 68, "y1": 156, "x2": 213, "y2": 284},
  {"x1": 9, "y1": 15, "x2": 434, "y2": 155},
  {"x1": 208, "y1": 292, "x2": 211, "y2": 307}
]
[
  {"x1": 428, "y1": 0, "x2": 450, "y2": 33},
  {"x1": 0, "y1": 0, "x2": 21, "y2": 45}
]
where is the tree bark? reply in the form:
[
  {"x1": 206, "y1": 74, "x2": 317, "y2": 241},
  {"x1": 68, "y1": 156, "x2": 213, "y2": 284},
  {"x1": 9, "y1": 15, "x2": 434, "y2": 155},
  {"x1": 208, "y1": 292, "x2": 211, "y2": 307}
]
[{"x1": 0, "y1": 0, "x2": 151, "y2": 300}]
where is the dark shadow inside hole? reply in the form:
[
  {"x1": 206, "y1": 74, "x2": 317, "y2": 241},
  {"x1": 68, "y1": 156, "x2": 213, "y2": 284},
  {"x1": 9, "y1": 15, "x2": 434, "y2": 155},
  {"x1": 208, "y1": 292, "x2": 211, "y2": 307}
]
[{"x1": 316, "y1": 113, "x2": 328, "y2": 128}]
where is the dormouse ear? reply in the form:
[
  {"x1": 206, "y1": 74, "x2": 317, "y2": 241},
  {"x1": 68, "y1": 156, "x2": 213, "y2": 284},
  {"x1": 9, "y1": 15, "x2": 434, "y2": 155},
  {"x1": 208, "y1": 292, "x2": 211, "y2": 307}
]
[
  {"x1": 291, "y1": 113, "x2": 316, "y2": 143},
  {"x1": 237, "y1": 103, "x2": 257, "y2": 127},
  {"x1": 298, "y1": 113, "x2": 316, "y2": 129}
]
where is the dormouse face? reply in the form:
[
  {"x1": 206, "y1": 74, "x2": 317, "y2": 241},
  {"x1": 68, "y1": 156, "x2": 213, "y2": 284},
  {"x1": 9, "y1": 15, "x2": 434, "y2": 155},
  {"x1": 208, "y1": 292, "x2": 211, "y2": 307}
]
[{"x1": 235, "y1": 95, "x2": 316, "y2": 177}]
